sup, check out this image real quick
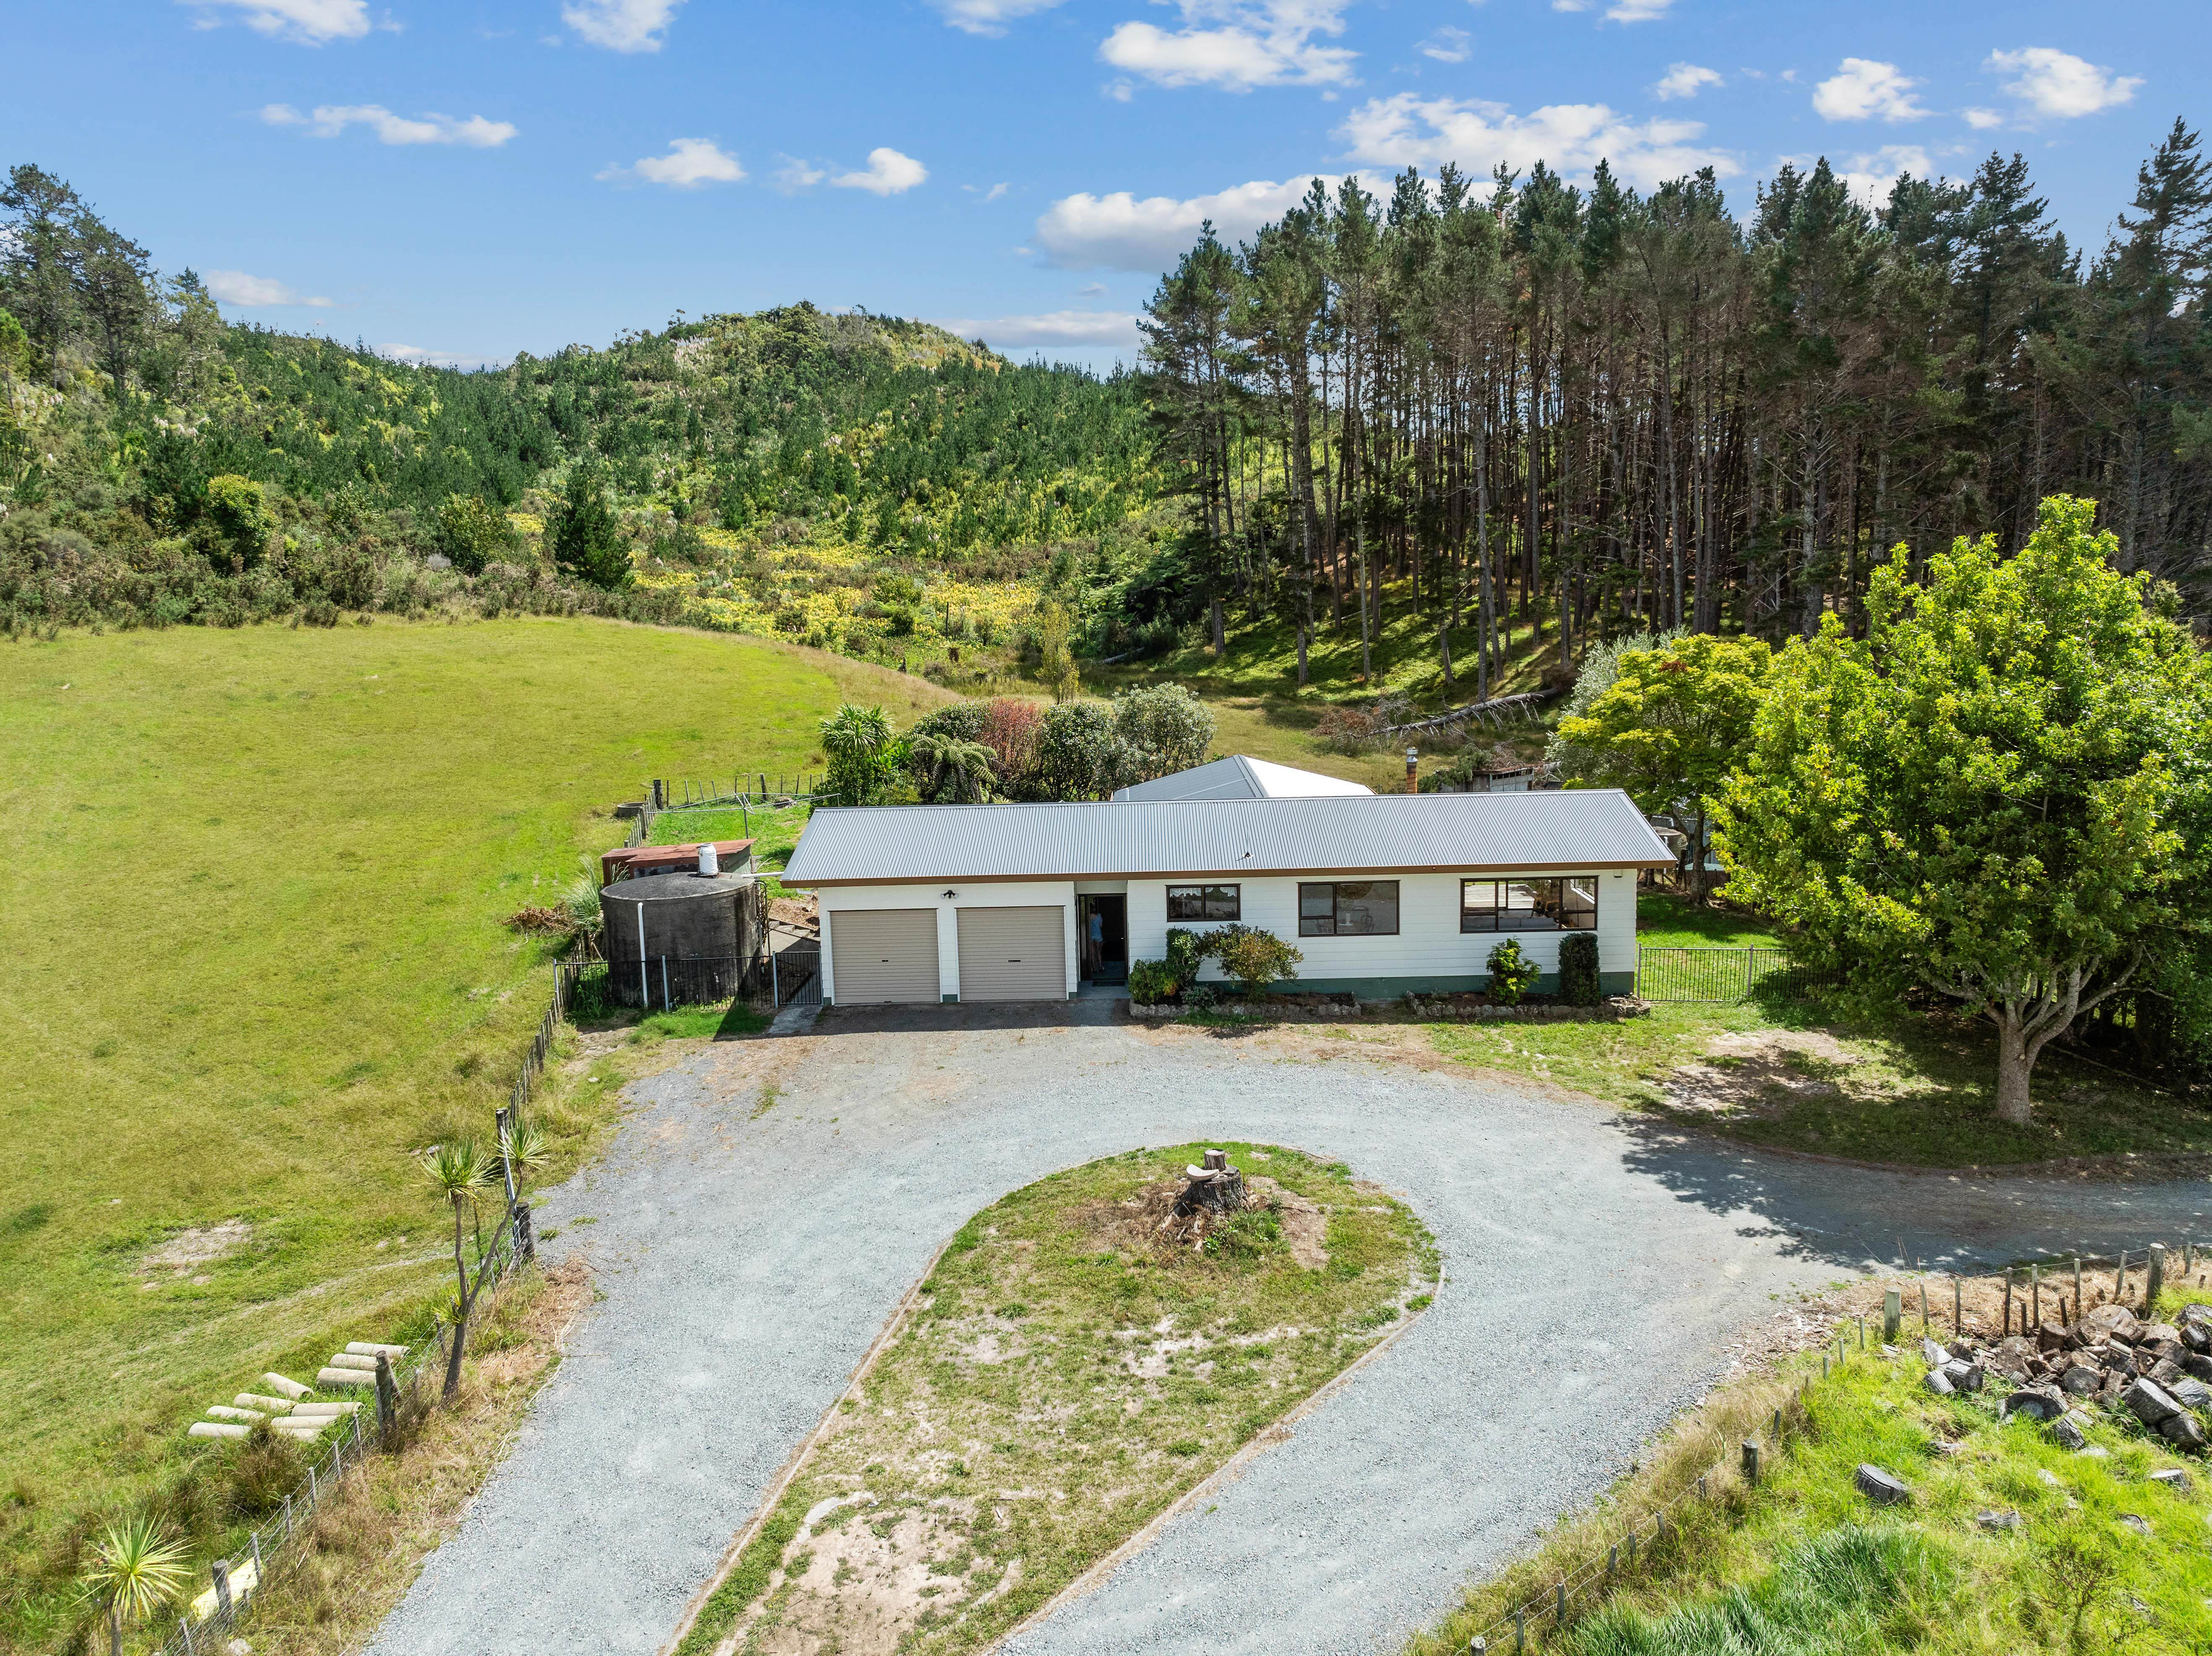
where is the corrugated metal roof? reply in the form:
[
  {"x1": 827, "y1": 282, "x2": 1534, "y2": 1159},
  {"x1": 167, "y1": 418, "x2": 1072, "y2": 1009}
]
[
  {"x1": 782, "y1": 790, "x2": 1673, "y2": 885},
  {"x1": 1112, "y1": 754, "x2": 1375, "y2": 802}
]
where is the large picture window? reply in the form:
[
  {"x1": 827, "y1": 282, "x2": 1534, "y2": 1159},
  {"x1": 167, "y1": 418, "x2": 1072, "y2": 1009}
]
[
  {"x1": 1166, "y1": 883, "x2": 1241, "y2": 922},
  {"x1": 1299, "y1": 880, "x2": 1400, "y2": 937},
  {"x1": 1461, "y1": 877, "x2": 1598, "y2": 932}
]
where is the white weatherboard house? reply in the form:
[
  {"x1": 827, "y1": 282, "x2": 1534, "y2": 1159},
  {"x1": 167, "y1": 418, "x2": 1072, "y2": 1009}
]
[{"x1": 780, "y1": 780, "x2": 1673, "y2": 1005}]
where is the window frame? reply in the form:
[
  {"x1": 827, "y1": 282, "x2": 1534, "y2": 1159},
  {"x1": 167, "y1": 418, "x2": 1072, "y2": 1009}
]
[
  {"x1": 1166, "y1": 883, "x2": 1242, "y2": 922},
  {"x1": 1298, "y1": 879, "x2": 1401, "y2": 938},
  {"x1": 1461, "y1": 877, "x2": 1599, "y2": 933}
]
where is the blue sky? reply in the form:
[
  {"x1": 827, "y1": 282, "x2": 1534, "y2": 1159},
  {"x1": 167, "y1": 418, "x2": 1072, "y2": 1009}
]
[{"x1": 4, "y1": 0, "x2": 2199, "y2": 372}]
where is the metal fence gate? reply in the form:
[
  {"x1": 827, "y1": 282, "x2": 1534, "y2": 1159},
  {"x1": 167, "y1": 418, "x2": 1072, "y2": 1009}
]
[
  {"x1": 1636, "y1": 945, "x2": 1839, "y2": 1003},
  {"x1": 771, "y1": 941, "x2": 822, "y2": 1009}
]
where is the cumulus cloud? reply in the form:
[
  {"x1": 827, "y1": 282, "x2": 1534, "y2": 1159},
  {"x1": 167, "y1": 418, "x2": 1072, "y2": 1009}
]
[
  {"x1": 1836, "y1": 144, "x2": 1935, "y2": 207},
  {"x1": 933, "y1": 0, "x2": 1067, "y2": 35},
  {"x1": 1553, "y1": 0, "x2": 1676, "y2": 20},
  {"x1": 832, "y1": 148, "x2": 929, "y2": 195},
  {"x1": 773, "y1": 156, "x2": 829, "y2": 191},
  {"x1": 562, "y1": 0, "x2": 682, "y2": 52},
  {"x1": 1099, "y1": 0, "x2": 1357, "y2": 91},
  {"x1": 1420, "y1": 26, "x2": 1471, "y2": 64},
  {"x1": 598, "y1": 138, "x2": 745, "y2": 188},
  {"x1": 1985, "y1": 47, "x2": 2142, "y2": 119},
  {"x1": 1339, "y1": 92, "x2": 1735, "y2": 189},
  {"x1": 1812, "y1": 58, "x2": 1928, "y2": 122},
  {"x1": 185, "y1": 0, "x2": 370, "y2": 42},
  {"x1": 1036, "y1": 175, "x2": 1333, "y2": 270},
  {"x1": 261, "y1": 103, "x2": 518, "y2": 146},
  {"x1": 377, "y1": 343, "x2": 504, "y2": 369},
  {"x1": 1963, "y1": 107, "x2": 2004, "y2": 130},
  {"x1": 1653, "y1": 62, "x2": 1720, "y2": 100},
  {"x1": 203, "y1": 270, "x2": 334, "y2": 307},
  {"x1": 929, "y1": 310, "x2": 1143, "y2": 348}
]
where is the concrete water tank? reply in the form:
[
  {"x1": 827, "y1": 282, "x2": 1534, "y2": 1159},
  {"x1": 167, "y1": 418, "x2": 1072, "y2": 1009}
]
[{"x1": 600, "y1": 867, "x2": 756, "y2": 1005}]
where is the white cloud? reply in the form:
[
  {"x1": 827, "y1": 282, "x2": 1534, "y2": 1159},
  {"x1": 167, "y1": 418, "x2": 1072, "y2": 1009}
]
[
  {"x1": 204, "y1": 269, "x2": 334, "y2": 308},
  {"x1": 1836, "y1": 144, "x2": 1934, "y2": 207},
  {"x1": 1985, "y1": 47, "x2": 2142, "y2": 119},
  {"x1": 1653, "y1": 62, "x2": 1720, "y2": 100},
  {"x1": 831, "y1": 148, "x2": 928, "y2": 195},
  {"x1": 1036, "y1": 175, "x2": 1332, "y2": 269},
  {"x1": 1340, "y1": 93, "x2": 1735, "y2": 189},
  {"x1": 773, "y1": 156, "x2": 828, "y2": 191},
  {"x1": 1099, "y1": 0, "x2": 1357, "y2": 91},
  {"x1": 186, "y1": 0, "x2": 369, "y2": 43},
  {"x1": 261, "y1": 103, "x2": 518, "y2": 146},
  {"x1": 562, "y1": 0, "x2": 682, "y2": 52},
  {"x1": 1812, "y1": 58, "x2": 1928, "y2": 122},
  {"x1": 1963, "y1": 106, "x2": 2004, "y2": 130},
  {"x1": 929, "y1": 310, "x2": 1143, "y2": 348},
  {"x1": 599, "y1": 138, "x2": 745, "y2": 188},
  {"x1": 1421, "y1": 25, "x2": 1470, "y2": 63},
  {"x1": 377, "y1": 343, "x2": 504, "y2": 369},
  {"x1": 933, "y1": 0, "x2": 1067, "y2": 35},
  {"x1": 1604, "y1": 0, "x2": 1675, "y2": 20}
]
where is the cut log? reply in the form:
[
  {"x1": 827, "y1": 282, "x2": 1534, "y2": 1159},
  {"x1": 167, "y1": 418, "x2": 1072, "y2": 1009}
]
[
  {"x1": 290, "y1": 1400, "x2": 359, "y2": 1416},
  {"x1": 345, "y1": 1341, "x2": 409, "y2": 1357},
  {"x1": 325, "y1": 1351, "x2": 378, "y2": 1371},
  {"x1": 261, "y1": 1372, "x2": 312, "y2": 1400},
  {"x1": 206, "y1": 1406, "x2": 264, "y2": 1423},
  {"x1": 188, "y1": 1422, "x2": 249, "y2": 1440},
  {"x1": 235, "y1": 1393, "x2": 295, "y2": 1414},
  {"x1": 316, "y1": 1366, "x2": 375, "y2": 1388}
]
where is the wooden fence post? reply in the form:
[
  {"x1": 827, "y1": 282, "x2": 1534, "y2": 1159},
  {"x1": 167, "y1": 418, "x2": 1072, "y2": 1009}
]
[
  {"x1": 1742, "y1": 1440, "x2": 1760, "y2": 1487},
  {"x1": 2147, "y1": 1243, "x2": 2166, "y2": 1311},
  {"x1": 376, "y1": 1353, "x2": 397, "y2": 1445}
]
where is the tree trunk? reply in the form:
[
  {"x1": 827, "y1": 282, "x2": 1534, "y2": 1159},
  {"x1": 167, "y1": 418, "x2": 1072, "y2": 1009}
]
[
  {"x1": 1994, "y1": 1011, "x2": 2034, "y2": 1126},
  {"x1": 445, "y1": 1197, "x2": 473, "y2": 1400}
]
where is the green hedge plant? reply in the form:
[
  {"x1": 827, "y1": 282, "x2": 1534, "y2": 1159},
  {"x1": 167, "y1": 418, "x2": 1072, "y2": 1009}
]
[
  {"x1": 1485, "y1": 938, "x2": 1540, "y2": 1005},
  {"x1": 1557, "y1": 932, "x2": 1601, "y2": 1006}
]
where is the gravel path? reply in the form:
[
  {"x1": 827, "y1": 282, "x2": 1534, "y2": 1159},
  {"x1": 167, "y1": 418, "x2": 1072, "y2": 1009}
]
[{"x1": 366, "y1": 1006, "x2": 2212, "y2": 1656}]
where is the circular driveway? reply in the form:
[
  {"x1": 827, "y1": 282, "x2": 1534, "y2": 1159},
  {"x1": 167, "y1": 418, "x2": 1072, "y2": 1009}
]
[{"x1": 366, "y1": 1005, "x2": 2212, "y2": 1656}]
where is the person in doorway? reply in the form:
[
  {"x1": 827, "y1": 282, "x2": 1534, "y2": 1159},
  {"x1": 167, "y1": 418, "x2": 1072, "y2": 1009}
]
[{"x1": 1085, "y1": 905, "x2": 1104, "y2": 977}]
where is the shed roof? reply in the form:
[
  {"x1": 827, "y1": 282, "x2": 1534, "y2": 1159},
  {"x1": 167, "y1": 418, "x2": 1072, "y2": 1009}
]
[
  {"x1": 781, "y1": 792, "x2": 1671, "y2": 886},
  {"x1": 1111, "y1": 754, "x2": 1374, "y2": 802}
]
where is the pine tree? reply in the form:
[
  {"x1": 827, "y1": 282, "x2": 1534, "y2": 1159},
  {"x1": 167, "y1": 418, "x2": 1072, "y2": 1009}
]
[{"x1": 548, "y1": 466, "x2": 632, "y2": 588}]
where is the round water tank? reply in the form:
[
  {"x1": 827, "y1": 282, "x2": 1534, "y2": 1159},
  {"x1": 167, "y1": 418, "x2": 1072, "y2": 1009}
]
[{"x1": 601, "y1": 870, "x2": 754, "y2": 1005}]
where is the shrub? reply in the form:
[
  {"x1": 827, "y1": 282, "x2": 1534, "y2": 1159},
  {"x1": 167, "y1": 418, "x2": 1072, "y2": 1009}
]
[
  {"x1": 1113, "y1": 682, "x2": 1214, "y2": 782},
  {"x1": 1203, "y1": 925, "x2": 1303, "y2": 1000},
  {"x1": 1127, "y1": 959, "x2": 1176, "y2": 1004},
  {"x1": 1485, "y1": 938, "x2": 1539, "y2": 1005},
  {"x1": 1557, "y1": 932, "x2": 1601, "y2": 1006},
  {"x1": 435, "y1": 493, "x2": 515, "y2": 575},
  {"x1": 203, "y1": 474, "x2": 272, "y2": 570},
  {"x1": 1163, "y1": 927, "x2": 1204, "y2": 989}
]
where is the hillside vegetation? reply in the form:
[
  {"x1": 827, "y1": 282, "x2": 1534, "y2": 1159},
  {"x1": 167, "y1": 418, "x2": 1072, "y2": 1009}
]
[{"x1": 0, "y1": 617, "x2": 945, "y2": 1650}]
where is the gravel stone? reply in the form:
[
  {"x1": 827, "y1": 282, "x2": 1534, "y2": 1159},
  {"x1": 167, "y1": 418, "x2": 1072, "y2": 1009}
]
[{"x1": 359, "y1": 1005, "x2": 2212, "y2": 1656}]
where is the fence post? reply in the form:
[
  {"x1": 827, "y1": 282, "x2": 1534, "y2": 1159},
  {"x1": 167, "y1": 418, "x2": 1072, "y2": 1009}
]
[
  {"x1": 1883, "y1": 1287, "x2": 1901, "y2": 1343},
  {"x1": 516, "y1": 1200, "x2": 536, "y2": 1263},
  {"x1": 212, "y1": 1559, "x2": 231, "y2": 1619},
  {"x1": 1742, "y1": 1440, "x2": 1760, "y2": 1487},
  {"x1": 2147, "y1": 1243, "x2": 2166, "y2": 1311},
  {"x1": 376, "y1": 1353, "x2": 397, "y2": 1446},
  {"x1": 249, "y1": 1528, "x2": 262, "y2": 1587}
]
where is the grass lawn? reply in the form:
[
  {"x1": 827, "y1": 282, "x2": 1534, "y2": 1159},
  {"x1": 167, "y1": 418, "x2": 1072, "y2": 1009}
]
[
  {"x1": 0, "y1": 615, "x2": 946, "y2": 1646},
  {"x1": 1411, "y1": 1299, "x2": 2212, "y2": 1656},
  {"x1": 673, "y1": 1143, "x2": 1436, "y2": 1656},
  {"x1": 1418, "y1": 893, "x2": 2212, "y2": 1169}
]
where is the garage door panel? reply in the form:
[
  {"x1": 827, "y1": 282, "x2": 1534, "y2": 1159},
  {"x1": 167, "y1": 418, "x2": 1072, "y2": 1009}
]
[
  {"x1": 832, "y1": 909, "x2": 939, "y2": 1004},
  {"x1": 957, "y1": 906, "x2": 1066, "y2": 1002}
]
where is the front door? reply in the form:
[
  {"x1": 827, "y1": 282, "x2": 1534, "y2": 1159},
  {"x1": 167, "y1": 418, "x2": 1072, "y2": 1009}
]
[{"x1": 1081, "y1": 895, "x2": 1128, "y2": 985}]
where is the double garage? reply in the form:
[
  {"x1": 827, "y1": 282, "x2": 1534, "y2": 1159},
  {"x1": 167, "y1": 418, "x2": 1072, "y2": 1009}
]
[{"x1": 827, "y1": 901, "x2": 1070, "y2": 1005}]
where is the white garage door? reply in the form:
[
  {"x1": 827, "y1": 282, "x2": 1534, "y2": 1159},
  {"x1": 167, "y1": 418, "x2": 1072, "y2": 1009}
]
[
  {"x1": 831, "y1": 909, "x2": 940, "y2": 1004},
  {"x1": 957, "y1": 906, "x2": 1067, "y2": 1002}
]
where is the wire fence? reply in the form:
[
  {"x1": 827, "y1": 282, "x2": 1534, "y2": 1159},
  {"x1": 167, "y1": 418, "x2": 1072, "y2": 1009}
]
[
  {"x1": 1459, "y1": 1237, "x2": 2210, "y2": 1653},
  {"x1": 1635, "y1": 945, "x2": 1844, "y2": 1004},
  {"x1": 146, "y1": 953, "x2": 585, "y2": 1653},
  {"x1": 565, "y1": 944, "x2": 819, "y2": 1015}
]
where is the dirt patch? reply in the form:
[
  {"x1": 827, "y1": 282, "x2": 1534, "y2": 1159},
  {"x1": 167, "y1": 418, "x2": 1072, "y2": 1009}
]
[
  {"x1": 1076, "y1": 1172, "x2": 1330, "y2": 1268},
  {"x1": 1246, "y1": 1176, "x2": 1328, "y2": 1269},
  {"x1": 1663, "y1": 1031, "x2": 1863, "y2": 1118},
  {"x1": 139, "y1": 1219, "x2": 251, "y2": 1276}
]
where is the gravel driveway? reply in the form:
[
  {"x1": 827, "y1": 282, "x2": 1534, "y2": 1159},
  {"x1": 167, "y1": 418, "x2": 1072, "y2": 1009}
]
[{"x1": 365, "y1": 1005, "x2": 2212, "y2": 1656}]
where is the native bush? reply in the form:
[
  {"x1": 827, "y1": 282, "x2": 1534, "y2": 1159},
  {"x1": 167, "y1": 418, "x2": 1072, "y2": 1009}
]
[
  {"x1": 1557, "y1": 932, "x2": 1601, "y2": 1007},
  {"x1": 1485, "y1": 938, "x2": 1539, "y2": 1005},
  {"x1": 1202, "y1": 925, "x2": 1302, "y2": 1000},
  {"x1": 1127, "y1": 959, "x2": 1176, "y2": 1004}
]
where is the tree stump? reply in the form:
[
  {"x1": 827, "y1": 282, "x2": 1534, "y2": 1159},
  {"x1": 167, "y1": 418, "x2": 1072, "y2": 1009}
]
[{"x1": 1175, "y1": 1148, "x2": 1247, "y2": 1217}]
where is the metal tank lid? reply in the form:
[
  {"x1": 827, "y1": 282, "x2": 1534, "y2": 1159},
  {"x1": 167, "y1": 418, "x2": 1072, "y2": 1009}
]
[{"x1": 598, "y1": 868, "x2": 754, "y2": 903}]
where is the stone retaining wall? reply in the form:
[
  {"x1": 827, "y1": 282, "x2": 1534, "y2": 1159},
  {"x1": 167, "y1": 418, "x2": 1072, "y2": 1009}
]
[{"x1": 1128, "y1": 995, "x2": 1652, "y2": 1023}]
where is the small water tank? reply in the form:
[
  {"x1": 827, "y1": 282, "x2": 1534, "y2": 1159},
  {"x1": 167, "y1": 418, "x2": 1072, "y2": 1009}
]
[{"x1": 601, "y1": 868, "x2": 757, "y2": 1006}]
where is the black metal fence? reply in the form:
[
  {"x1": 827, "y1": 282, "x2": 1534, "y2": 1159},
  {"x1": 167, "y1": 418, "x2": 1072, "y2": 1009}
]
[{"x1": 1636, "y1": 945, "x2": 1843, "y2": 1004}]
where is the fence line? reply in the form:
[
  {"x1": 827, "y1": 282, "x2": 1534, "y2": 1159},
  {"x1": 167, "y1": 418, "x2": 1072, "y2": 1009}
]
[
  {"x1": 151, "y1": 952, "x2": 582, "y2": 1654},
  {"x1": 1635, "y1": 945, "x2": 1842, "y2": 1004}
]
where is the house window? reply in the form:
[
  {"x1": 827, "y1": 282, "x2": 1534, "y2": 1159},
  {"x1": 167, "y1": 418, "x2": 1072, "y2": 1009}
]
[
  {"x1": 1461, "y1": 877, "x2": 1598, "y2": 932},
  {"x1": 1299, "y1": 880, "x2": 1400, "y2": 937},
  {"x1": 1166, "y1": 883, "x2": 1241, "y2": 922}
]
